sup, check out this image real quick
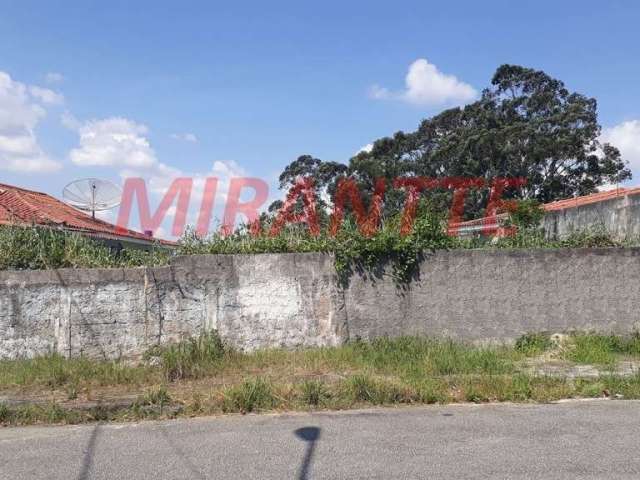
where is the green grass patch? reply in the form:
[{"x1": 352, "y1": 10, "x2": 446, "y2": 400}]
[
  {"x1": 515, "y1": 333, "x2": 552, "y2": 356},
  {"x1": 144, "y1": 331, "x2": 226, "y2": 381},
  {"x1": 2, "y1": 332, "x2": 640, "y2": 426},
  {"x1": 222, "y1": 378, "x2": 275, "y2": 413}
]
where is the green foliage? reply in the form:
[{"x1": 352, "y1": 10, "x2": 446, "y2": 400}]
[
  {"x1": 2, "y1": 333, "x2": 640, "y2": 425},
  {"x1": 300, "y1": 379, "x2": 329, "y2": 406},
  {"x1": 222, "y1": 378, "x2": 274, "y2": 413},
  {"x1": 490, "y1": 224, "x2": 623, "y2": 250},
  {"x1": 0, "y1": 225, "x2": 169, "y2": 270},
  {"x1": 139, "y1": 385, "x2": 172, "y2": 406},
  {"x1": 507, "y1": 199, "x2": 545, "y2": 229},
  {"x1": 343, "y1": 375, "x2": 412, "y2": 404},
  {"x1": 0, "y1": 352, "x2": 154, "y2": 389},
  {"x1": 565, "y1": 333, "x2": 640, "y2": 365},
  {"x1": 144, "y1": 331, "x2": 226, "y2": 381},
  {"x1": 1, "y1": 213, "x2": 636, "y2": 290},
  {"x1": 333, "y1": 336, "x2": 515, "y2": 379},
  {"x1": 288, "y1": 64, "x2": 630, "y2": 218},
  {"x1": 515, "y1": 333, "x2": 552, "y2": 356},
  {"x1": 180, "y1": 206, "x2": 455, "y2": 284}
]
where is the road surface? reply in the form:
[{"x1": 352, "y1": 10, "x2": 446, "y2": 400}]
[{"x1": 1, "y1": 400, "x2": 639, "y2": 479}]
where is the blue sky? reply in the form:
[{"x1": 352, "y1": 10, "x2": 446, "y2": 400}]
[{"x1": 1, "y1": 0, "x2": 640, "y2": 236}]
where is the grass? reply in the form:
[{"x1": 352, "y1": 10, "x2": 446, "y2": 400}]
[
  {"x1": 1, "y1": 331, "x2": 640, "y2": 426},
  {"x1": 222, "y1": 378, "x2": 275, "y2": 413},
  {"x1": 3, "y1": 219, "x2": 636, "y2": 288},
  {"x1": 0, "y1": 225, "x2": 170, "y2": 271},
  {"x1": 564, "y1": 333, "x2": 640, "y2": 366}
]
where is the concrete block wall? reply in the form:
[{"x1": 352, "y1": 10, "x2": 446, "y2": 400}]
[
  {"x1": 543, "y1": 193, "x2": 640, "y2": 240},
  {"x1": 1, "y1": 249, "x2": 639, "y2": 359}
]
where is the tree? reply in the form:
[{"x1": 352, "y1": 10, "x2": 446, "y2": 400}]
[
  {"x1": 268, "y1": 154, "x2": 348, "y2": 215},
  {"x1": 274, "y1": 64, "x2": 631, "y2": 222}
]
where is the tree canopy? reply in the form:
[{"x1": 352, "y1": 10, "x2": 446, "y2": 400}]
[{"x1": 272, "y1": 64, "x2": 630, "y2": 219}]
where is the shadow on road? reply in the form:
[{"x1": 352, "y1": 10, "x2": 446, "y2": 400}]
[
  {"x1": 77, "y1": 424, "x2": 100, "y2": 480},
  {"x1": 294, "y1": 426, "x2": 321, "y2": 480}
]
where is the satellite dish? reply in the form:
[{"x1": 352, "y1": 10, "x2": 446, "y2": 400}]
[{"x1": 63, "y1": 178, "x2": 122, "y2": 219}]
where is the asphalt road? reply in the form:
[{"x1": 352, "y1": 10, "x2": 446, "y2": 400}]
[{"x1": 1, "y1": 400, "x2": 639, "y2": 479}]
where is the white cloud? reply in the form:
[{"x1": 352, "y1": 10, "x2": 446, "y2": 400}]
[
  {"x1": 370, "y1": 58, "x2": 477, "y2": 107},
  {"x1": 45, "y1": 72, "x2": 64, "y2": 84},
  {"x1": 356, "y1": 143, "x2": 373, "y2": 155},
  {"x1": 29, "y1": 86, "x2": 64, "y2": 105},
  {"x1": 369, "y1": 85, "x2": 391, "y2": 100},
  {"x1": 0, "y1": 71, "x2": 61, "y2": 173},
  {"x1": 67, "y1": 114, "x2": 252, "y2": 238},
  {"x1": 601, "y1": 120, "x2": 640, "y2": 174},
  {"x1": 69, "y1": 117, "x2": 157, "y2": 168},
  {"x1": 170, "y1": 132, "x2": 198, "y2": 143},
  {"x1": 120, "y1": 158, "x2": 248, "y2": 239}
]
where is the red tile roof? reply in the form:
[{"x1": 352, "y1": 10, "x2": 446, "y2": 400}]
[
  {"x1": 447, "y1": 186, "x2": 640, "y2": 235},
  {"x1": 0, "y1": 182, "x2": 175, "y2": 246},
  {"x1": 542, "y1": 186, "x2": 640, "y2": 212}
]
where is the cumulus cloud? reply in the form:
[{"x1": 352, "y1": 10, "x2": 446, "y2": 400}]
[
  {"x1": 601, "y1": 120, "x2": 640, "y2": 174},
  {"x1": 370, "y1": 58, "x2": 477, "y2": 107},
  {"x1": 67, "y1": 114, "x2": 252, "y2": 238},
  {"x1": 29, "y1": 86, "x2": 64, "y2": 105},
  {"x1": 69, "y1": 117, "x2": 157, "y2": 169},
  {"x1": 170, "y1": 132, "x2": 198, "y2": 143},
  {"x1": 0, "y1": 71, "x2": 62, "y2": 173},
  {"x1": 45, "y1": 72, "x2": 64, "y2": 84}
]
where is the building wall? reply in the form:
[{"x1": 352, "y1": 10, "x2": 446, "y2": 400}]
[
  {"x1": 543, "y1": 193, "x2": 640, "y2": 240},
  {"x1": 1, "y1": 249, "x2": 639, "y2": 359}
]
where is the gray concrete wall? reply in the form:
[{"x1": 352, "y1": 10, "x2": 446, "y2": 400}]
[
  {"x1": 543, "y1": 193, "x2": 640, "y2": 240},
  {"x1": 1, "y1": 249, "x2": 639, "y2": 359}
]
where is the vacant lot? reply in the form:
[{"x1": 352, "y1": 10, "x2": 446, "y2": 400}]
[{"x1": 1, "y1": 332, "x2": 639, "y2": 426}]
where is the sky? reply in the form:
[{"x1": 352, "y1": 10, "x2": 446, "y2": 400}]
[{"x1": 1, "y1": 0, "x2": 640, "y2": 237}]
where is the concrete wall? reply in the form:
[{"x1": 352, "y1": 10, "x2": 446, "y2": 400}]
[
  {"x1": 1, "y1": 249, "x2": 639, "y2": 359},
  {"x1": 0, "y1": 254, "x2": 344, "y2": 360},
  {"x1": 543, "y1": 192, "x2": 640, "y2": 240}
]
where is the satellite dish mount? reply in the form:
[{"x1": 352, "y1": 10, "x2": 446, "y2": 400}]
[{"x1": 63, "y1": 178, "x2": 122, "y2": 219}]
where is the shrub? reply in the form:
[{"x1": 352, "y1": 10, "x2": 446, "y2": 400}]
[
  {"x1": 507, "y1": 199, "x2": 545, "y2": 229},
  {"x1": 145, "y1": 331, "x2": 226, "y2": 381},
  {"x1": 0, "y1": 403, "x2": 9, "y2": 423},
  {"x1": 222, "y1": 378, "x2": 274, "y2": 413},
  {"x1": 566, "y1": 334, "x2": 620, "y2": 366},
  {"x1": 515, "y1": 333, "x2": 552, "y2": 355},
  {"x1": 344, "y1": 374, "x2": 415, "y2": 405},
  {"x1": 0, "y1": 225, "x2": 169, "y2": 271},
  {"x1": 300, "y1": 380, "x2": 329, "y2": 407},
  {"x1": 140, "y1": 385, "x2": 172, "y2": 406}
]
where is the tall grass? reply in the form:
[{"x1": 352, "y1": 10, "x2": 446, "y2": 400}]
[
  {"x1": 0, "y1": 353, "x2": 156, "y2": 388},
  {"x1": 2, "y1": 332, "x2": 640, "y2": 425},
  {"x1": 565, "y1": 333, "x2": 640, "y2": 365},
  {"x1": 0, "y1": 225, "x2": 169, "y2": 270},
  {"x1": 144, "y1": 331, "x2": 226, "y2": 381}
]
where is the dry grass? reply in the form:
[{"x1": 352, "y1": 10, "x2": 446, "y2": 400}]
[{"x1": 1, "y1": 332, "x2": 640, "y2": 426}]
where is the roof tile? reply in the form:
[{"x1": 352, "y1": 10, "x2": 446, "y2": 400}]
[{"x1": 0, "y1": 182, "x2": 174, "y2": 246}]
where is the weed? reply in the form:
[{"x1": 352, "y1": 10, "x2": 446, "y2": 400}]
[
  {"x1": 300, "y1": 380, "x2": 329, "y2": 407},
  {"x1": 565, "y1": 334, "x2": 620, "y2": 366},
  {"x1": 145, "y1": 331, "x2": 226, "y2": 381},
  {"x1": 222, "y1": 378, "x2": 274, "y2": 413},
  {"x1": 0, "y1": 225, "x2": 169, "y2": 271},
  {"x1": 515, "y1": 333, "x2": 552, "y2": 356},
  {"x1": 140, "y1": 385, "x2": 172, "y2": 406}
]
